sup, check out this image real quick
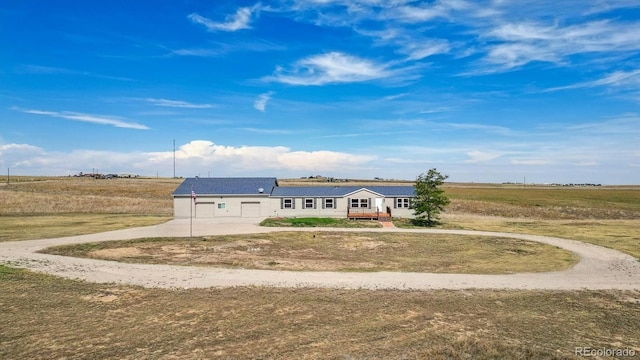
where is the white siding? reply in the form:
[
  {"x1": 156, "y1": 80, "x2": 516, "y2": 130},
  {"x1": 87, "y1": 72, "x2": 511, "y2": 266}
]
[
  {"x1": 174, "y1": 189, "x2": 416, "y2": 219},
  {"x1": 173, "y1": 196, "x2": 271, "y2": 219}
]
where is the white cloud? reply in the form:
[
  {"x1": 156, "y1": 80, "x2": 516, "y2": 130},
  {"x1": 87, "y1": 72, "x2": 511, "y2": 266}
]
[
  {"x1": 480, "y1": 20, "x2": 640, "y2": 70},
  {"x1": 146, "y1": 140, "x2": 377, "y2": 173},
  {"x1": 241, "y1": 127, "x2": 292, "y2": 135},
  {"x1": 573, "y1": 161, "x2": 599, "y2": 166},
  {"x1": 0, "y1": 140, "x2": 376, "y2": 177},
  {"x1": 0, "y1": 143, "x2": 45, "y2": 167},
  {"x1": 400, "y1": 39, "x2": 450, "y2": 61},
  {"x1": 544, "y1": 69, "x2": 640, "y2": 92},
  {"x1": 484, "y1": 43, "x2": 559, "y2": 70},
  {"x1": 167, "y1": 48, "x2": 222, "y2": 57},
  {"x1": 354, "y1": 26, "x2": 450, "y2": 62},
  {"x1": 464, "y1": 150, "x2": 503, "y2": 163},
  {"x1": 389, "y1": 1, "x2": 469, "y2": 22},
  {"x1": 188, "y1": 6, "x2": 257, "y2": 32},
  {"x1": 17, "y1": 64, "x2": 134, "y2": 81},
  {"x1": 263, "y1": 52, "x2": 404, "y2": 85},
  {"x1": 510, "y1": 159, "x2": 551, "y2": 166},
  {"x1": 144, "y1": 98, "x2": 215, "y2": 109},
  {"x1": 442, "y1": 122, "x2": 513, "y2": 135},
  {"x1": 14, "y1": 108, "x2": 149, "y2": 130},
  {"x1": 253, "y1": 91, "x2": 275, "y2": 112}
]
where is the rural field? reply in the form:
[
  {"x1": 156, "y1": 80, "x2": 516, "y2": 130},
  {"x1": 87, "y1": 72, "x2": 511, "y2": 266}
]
[{"x1": 1, "y1": 176, "x2": 640, "y2": 359}]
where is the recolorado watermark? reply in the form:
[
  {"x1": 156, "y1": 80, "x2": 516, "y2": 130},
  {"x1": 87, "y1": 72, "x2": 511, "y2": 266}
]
[{"x1": 575, "y1": 347, "x2": 636, "y2": 357}]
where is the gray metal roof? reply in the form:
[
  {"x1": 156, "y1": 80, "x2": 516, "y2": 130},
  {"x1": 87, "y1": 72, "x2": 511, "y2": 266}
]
[
  {"x1": 172, "y1": 177, "x2": 278, "y2": 196},
  {"x1": 173, "y1": 178, "x2": 415, "y2": 198}
]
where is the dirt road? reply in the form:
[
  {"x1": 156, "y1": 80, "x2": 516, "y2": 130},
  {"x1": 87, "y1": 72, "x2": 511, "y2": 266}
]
[{"x1": 1, "y1": 219, "x2": 639, "y2": 290}]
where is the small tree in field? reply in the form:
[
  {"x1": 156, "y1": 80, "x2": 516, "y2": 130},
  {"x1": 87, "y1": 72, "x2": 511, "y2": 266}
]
[{"x1": 411, "y1": 168, "x2": 450, "y2": 226}]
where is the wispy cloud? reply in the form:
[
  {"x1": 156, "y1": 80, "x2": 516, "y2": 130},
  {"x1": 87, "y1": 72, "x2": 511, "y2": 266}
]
[
  {"x1": 263, "y1": 52, "x2": 411, "y2": 85},
  {"x1": 17, "y1": 64, "x2": 134, "y2": 81},
  {"x1": 14, "y1": 108, "x2": 149, "y2": 130},
  {"x1": 464, "y1": 150, "x2": 503, "y2": 163},
  {"x1": 510, "y1": 159, "x2": 551, "y2": 166},
  {"x1": 419, "y1": 106, "x2": 458, "y2": 114},
  {"x1": 387, "y1": 1, "x2": 470, "y2": 23},
  {"x1": 442, "y1": 122, "x2": 513, "y2": 135},
  {"x1": 399, "y1": 39, "x2": 451, "y2": 61},
  {"x1": 168, "y1": 40, "x2": 285, "y2": 57},
  {"x1": 544, "y1": 69, "x2": 640, "y2": 92},
  {"x1": 480, "y1": 20, "x2": 640, "y2": 71},
  {"x1": 253, "y1": 91, "x2": 275, "y2": 112},
  {"x1": 144, "y1": 98, "x2": 215, "y2": 109},
  {"x1": 355, "y1": 27, "x2": 450, "y2": 61},
  {"x1": 313, "y1": 130, "x2": 415, "y2": 139},
  {"x1": 240, "y1": 127, "x2": 292, "y2": 135},
  {"x1": 261, "y1": 1, "x2": 640, "y2": 77},
  {"x1": 167, "y1": 48, "x2": 222, "y2": 57},
  {"x1": 380, "y1": 93, "x2": 408, "y2": 101},
  {"x1": 188, "y1": 5, "x2": 260, "y2": 32}
]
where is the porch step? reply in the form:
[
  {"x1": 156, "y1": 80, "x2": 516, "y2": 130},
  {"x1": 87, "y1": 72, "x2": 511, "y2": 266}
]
[{"x1": 379, "y1": 220, "x2": 395, "y2": 228}]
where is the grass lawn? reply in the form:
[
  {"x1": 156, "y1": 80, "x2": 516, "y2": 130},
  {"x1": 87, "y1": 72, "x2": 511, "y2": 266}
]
[
  {"x1": 40, "y1": 231, "x2": 578, "y2": 274},
  {"x1": 260, "y1": 217, "x2": 382, "y2": 228},
  {"x1": 1, "y1": 265, "x2": 639, "y2": 359}
]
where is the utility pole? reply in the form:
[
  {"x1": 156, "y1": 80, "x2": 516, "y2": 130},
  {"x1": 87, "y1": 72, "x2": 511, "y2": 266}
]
[
  {"x1": 190, "y1": 185, "x2": 194, "y2": 238},
  {"x1": 7, "y1": 168, "x2": 9, "y2": 185},
  {"x1": 173, "y1": 139, "x2": 176, "y2": 178}
]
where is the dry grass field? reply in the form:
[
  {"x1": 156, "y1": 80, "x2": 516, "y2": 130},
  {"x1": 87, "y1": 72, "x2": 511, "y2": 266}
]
[
  {"x1": 41, "y1": 232, "x2": 578, "y2": 274},
  {"x1": 0, "y1": 176, "x2": 179, "y2": 241},
  {"x1": 1, "y1": 176, "x2": 640, "y2": 358},
  {"x1": 2, "y1": 265, "x2": 639, "y2": 359}
]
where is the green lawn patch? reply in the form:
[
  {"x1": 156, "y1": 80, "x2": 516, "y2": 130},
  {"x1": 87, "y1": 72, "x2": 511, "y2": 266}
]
[{"x1": 260, "y1": 217, "x2": 382, "y2": 228}]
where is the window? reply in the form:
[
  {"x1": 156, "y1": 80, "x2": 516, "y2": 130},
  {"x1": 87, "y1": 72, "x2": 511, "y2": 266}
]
[
  {"x1": 360, "y1": 198, "x2": 368, "y2": 208},
  {"x1": 217, "y1": 203, "x2": 226, "y2": 209},
  {"x1": 323, "y1": 198, "x2": 334, "y2": 209},
  {"x1": 304, "y1": 198, "x2": 315, "y2": 209},
  {"x1": 350, "y1": 198, "x2": 369, "y2": 208},
  {"x1": 283, "y1": 198, "x2": 293, "y2": 209},
  {"x1": 396, "y1": 198, "x2": 410, "y2": 208}
]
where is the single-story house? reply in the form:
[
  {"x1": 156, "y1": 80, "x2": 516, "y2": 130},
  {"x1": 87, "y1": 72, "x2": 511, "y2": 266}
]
[{"x1": 172, "y1": 177, "x2": 416, "y2": 220}]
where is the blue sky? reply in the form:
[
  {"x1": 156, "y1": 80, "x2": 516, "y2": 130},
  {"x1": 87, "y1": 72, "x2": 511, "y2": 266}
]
[{"x1": 1, "y1": 0, "x2": 639, "y2": 184}]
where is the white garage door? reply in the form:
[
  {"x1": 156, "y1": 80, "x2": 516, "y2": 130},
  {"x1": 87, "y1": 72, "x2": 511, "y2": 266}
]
[{"x1": 241, "y1": 202, "x2": 261, "y2": 217}]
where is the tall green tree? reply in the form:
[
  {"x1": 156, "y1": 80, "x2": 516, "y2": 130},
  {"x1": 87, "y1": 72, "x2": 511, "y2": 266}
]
[{"x1": 411, "y1": 168, "x2": 450, "y2": 226}]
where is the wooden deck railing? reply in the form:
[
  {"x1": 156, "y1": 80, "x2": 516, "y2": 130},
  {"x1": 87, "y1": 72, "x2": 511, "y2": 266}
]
[{"x1": 347, "y1": 207, "x2": 391, "y2": 220}]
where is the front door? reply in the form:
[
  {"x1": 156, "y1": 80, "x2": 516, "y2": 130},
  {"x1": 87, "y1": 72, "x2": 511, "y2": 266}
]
[{"x1": 375, "y1": 198, "x2": 384, "y2": 212}]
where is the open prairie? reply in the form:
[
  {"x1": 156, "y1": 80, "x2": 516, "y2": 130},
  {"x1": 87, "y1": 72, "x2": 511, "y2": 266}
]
[
  {"x1": 1, "y1": 176, "x2": 639, "y2": 358},
  {"x1": 0, "y1": 176, "x2": 180, "y2": 241}
]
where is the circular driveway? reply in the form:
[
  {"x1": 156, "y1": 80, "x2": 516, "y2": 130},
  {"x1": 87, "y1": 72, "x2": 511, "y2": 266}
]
[{"x1": 1, "y1": 219, "x2": 639, "y2": 290}]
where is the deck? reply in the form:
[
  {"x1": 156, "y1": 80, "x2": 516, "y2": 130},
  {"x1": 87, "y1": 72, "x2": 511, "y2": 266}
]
[{"x1": 347, "y1": 208, "x2": 391, "y2": 221}]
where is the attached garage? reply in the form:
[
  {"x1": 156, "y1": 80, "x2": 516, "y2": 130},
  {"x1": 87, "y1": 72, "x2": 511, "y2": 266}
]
[
  {"x1": 172, "y1": 177, "x2": 278, "y2": 219},
  {"x1": 195, "y1": 202, "x2": 215, "y2": 218},
  {"x1": 241, "y1": 202, "x2": 261, "y2": 217}
]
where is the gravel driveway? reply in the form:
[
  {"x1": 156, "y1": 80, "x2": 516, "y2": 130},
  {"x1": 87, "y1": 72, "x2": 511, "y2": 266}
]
[{"x1": 1, "y1": 219, "x2": 639, "y2": 290}]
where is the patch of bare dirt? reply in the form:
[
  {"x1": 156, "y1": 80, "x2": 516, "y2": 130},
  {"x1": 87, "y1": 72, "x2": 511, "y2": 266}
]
[
  {"x1": 81, "y1": 288, "x2": 145, "y2": 303},
  {"x1": 339, "y1": 236, "x2": 406, "y2": 251},
  {"x1": 90, "y1": 247, "x2": 142, "y2": 259}
]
